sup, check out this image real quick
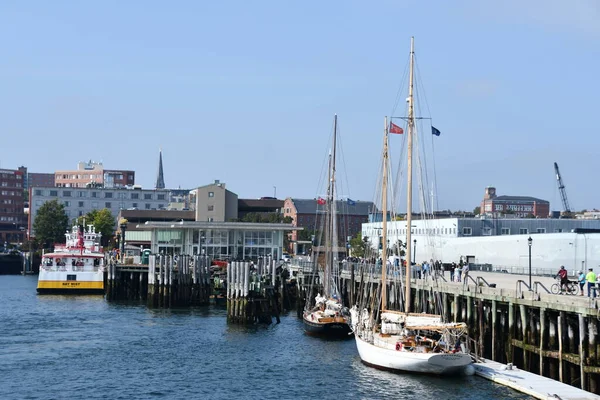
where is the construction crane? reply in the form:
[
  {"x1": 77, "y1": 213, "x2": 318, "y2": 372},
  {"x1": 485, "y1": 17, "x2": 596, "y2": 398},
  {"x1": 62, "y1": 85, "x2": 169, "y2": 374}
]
[{"x1": 554, "y1": 162, "x2": 571, "y2": 215}]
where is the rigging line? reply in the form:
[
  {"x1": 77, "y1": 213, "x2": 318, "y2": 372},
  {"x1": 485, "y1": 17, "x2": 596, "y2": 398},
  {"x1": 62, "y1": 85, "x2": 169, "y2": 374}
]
[
  {"x1": 414, "y1": 79, "x2": 432, "y2": 220},
  {"x1": 390, "y1": 54, "x2": 411, "y2": 120}
]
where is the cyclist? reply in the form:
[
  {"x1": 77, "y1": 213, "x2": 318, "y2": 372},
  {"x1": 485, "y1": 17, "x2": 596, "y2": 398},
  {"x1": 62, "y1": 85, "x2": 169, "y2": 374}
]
[{"x1": 555, "y1": 266, "x2": 568, "y2": 293}]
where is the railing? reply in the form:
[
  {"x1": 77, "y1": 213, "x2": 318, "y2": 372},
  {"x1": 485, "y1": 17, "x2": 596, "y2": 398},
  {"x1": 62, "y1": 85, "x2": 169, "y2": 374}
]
[
  {"x1": 533, "y1": 281, "x2": 551, "y2": 294},
  {"x1": 515, "y1": 280, "x2": 532, "y2": 298}
]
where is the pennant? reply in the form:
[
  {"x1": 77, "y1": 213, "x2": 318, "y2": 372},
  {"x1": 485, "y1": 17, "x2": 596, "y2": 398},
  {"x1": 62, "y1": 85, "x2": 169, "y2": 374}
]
[
  {"x1": 432, "y1": 126, "x2": 441, "y2": 136},
  {"x1": 347, "y1": 198, "x2": 356, "y2": 206},
  {"x1": 317, "y1": 197, "x2": 326, "y2": 205},
  {"x1": 390, "y1": 122, "x2": 404, "y2": 134}
]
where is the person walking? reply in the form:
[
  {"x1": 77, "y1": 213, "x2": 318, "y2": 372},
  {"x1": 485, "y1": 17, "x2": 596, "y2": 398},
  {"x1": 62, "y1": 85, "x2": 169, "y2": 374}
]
[
  {"x1": 586, "y1": 268, "x2": 597, "y2": 298},
  {"x1": 578, "y1": 270, "x2": 586, "y2": 296}
]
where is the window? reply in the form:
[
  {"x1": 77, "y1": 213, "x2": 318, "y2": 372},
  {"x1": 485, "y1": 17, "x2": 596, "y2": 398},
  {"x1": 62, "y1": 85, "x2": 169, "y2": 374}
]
[
  {"x1": 208, "y1": 205, "x2": 214, "y2": 211},
  {"x1": 78, "y1": 201, "x2": 84, "y2": 207},
  {"x1": 131, "y1": 193, "x2": 139, "y2": 199},
  {"x1": 105, "y1": 202, "x2": 112, "y2": 208},
  {"x1": 145, "y1": 203, "x2": 151, "y2": 209},
  {"x1": 144, "y1": 193, "x2": 152, "y2": 200},
  {"x1": 34, "y1": 189, "x2": 43, "y2": 196},
  {"x1": 104, "y1": 192, "x2": 113, "y2": 198},
  {"x1": 132, "y1": 202, "x2": 138, "y2": 208},
  {"x1": 91, "y1": 192, "x2": 98, "y2": 198},
  {"x1": 50, "y1": 190, "x2": 58, "y2": 197},
  {"x1": 208, "y1": 217, "x2": 214, "y2": 222},
  {"x1": 157, "y1": 194, "x2": 166, "y2": 200},
  {"x1": 462, "y1": 227, "x2": 472, "y2": 236},
  {"x1": 555, "y1": 229, "x2": 563, "y2": 233},
  {"x1": 536, "y1": 228, "x2": 546, "y2": 233},
  {"x1": 501, "y1": 228, "x2": 510, "y2": 235},
  {"x1": 63, "y1": 191, "x2": 71, "y2": 197},
  {"x1": 158, "y1": 204, "x2": 165, "y2": 209},
  {"x1": 208, "y1": 192, "x2": 214, "y2": 198},
  {"x1": 67, "y1": 274, "x2": 77, "y2": 281},
  {"x1": 482, "y1": 227, "x2": 492, "y2": 236},
  {"x1": 64, "y1": 201, "x2": 71, "y2": 207},
  {"x1": 519, "y1": 228, "x2": 528, "y2": 234},
  {"x1": 78, "y1": 191, "x2": 86, "y2": 198}
]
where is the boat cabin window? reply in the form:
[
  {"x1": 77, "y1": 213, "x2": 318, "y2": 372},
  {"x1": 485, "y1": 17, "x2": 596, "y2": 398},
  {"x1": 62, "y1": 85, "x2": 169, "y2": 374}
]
[{"x1": 67, "y1": 275, "x2": 77, "y2": 281}]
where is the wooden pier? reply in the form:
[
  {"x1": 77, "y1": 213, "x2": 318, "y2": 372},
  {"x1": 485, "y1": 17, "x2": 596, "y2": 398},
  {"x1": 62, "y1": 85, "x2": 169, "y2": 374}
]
[{"x1": 294, "y1": 261, "x2": 600, "y2": 396}]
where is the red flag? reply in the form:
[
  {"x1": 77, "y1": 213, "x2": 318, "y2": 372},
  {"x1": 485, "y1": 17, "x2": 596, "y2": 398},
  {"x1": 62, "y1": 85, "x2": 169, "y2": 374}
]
[
  {"x1": 390, "y1": 122, "x2": 404, "y2": 134},
  {"x1": 317, "y1": 197, "x2": 326, "y2": 205}
]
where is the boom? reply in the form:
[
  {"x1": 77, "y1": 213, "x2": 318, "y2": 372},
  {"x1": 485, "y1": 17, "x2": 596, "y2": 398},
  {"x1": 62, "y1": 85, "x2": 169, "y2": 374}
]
[{"x1": 554, "y1": 162, "x2": 571, "y2": 213}]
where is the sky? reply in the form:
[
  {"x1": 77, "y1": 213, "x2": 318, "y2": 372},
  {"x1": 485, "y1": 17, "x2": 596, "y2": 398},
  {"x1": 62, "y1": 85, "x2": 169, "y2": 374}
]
[{"x1": 1, "y1": 1, "x2": 599, "y2": 212}]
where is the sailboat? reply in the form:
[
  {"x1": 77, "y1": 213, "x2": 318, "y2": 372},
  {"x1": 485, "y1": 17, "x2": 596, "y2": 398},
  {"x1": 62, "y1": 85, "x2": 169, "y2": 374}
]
[
  {"x1": 350, "y1": 37, "x2": 472, "y2": 374},
  {"x1": 303, "y1": 114, "x2": 352, "y2": 338}
]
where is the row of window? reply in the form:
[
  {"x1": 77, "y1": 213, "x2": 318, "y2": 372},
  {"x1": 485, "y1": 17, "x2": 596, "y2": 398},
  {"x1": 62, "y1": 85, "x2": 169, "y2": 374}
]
[
  {"x1": 1, "y1": 182, "x2": 22, "y2": 188},
  {"x1": 34, "y1": 189, "x2": 165, "y2": 201},
  {"x1": 0, "y1": 216, "x2": 17, "y2": 221},
  {"x1": 462, "y1": 227, "x2": 560, "y2": 236},
  {"x1": 0, "y1": 191, "x2": 18, "y2": 196},
  {"x1": 0, "y1": 173, "x2": 21, "y2": 179}
]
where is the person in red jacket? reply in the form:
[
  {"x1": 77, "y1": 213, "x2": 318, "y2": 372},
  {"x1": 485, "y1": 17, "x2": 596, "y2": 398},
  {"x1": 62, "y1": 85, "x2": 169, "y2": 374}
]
[{"x1": 555, "y1": 265, "x2": 568, "y2": 293}]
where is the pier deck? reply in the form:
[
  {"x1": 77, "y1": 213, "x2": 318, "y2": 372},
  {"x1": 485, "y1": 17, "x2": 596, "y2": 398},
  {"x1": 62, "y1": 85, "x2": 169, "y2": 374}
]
[{"x1": 475, "y1": 358, "x2": 600, "y2": 400}]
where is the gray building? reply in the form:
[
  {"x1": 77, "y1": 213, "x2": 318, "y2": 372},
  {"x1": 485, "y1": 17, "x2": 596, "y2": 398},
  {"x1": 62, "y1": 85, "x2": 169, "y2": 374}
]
[
  {"x1": 195, "y1": 180, "x2": 238, "y2": 222},
  {"x1": 29, "y1": 186, "x2": 170, "y2": 237}
]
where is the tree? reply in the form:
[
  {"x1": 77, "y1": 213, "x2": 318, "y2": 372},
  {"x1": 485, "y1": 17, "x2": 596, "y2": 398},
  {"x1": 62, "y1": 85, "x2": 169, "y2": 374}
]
[
  {"x1": 33, "y1": 199, "x2": 69, "y2": 248},
  {"x1": 349, "y1": 232, "x2": 370, "y2": 258},
  {"x1": 74, "y1": 208, "x2": 115, "y2": 246},
  {"x1": 473, "y1": 206, "x2": 481, "y2": 215}
]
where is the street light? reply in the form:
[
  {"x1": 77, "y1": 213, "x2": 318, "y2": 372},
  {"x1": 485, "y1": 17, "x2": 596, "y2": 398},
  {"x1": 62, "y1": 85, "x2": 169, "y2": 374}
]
[
  {"x1": 413, "y1": 239, "x2": 417, "y2": 264},
  {"x1": 528, "y1": 236, "x2": 533, "y2": 290},
  {"x1": 119, "y1": 221, "x2": 127, "y2": 263}
]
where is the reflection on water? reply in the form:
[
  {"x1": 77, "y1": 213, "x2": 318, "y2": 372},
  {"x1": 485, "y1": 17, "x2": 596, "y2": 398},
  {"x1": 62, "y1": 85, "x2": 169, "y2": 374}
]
[{"x1": 0, "y1": 276, "x2": 528, "y2": 400}]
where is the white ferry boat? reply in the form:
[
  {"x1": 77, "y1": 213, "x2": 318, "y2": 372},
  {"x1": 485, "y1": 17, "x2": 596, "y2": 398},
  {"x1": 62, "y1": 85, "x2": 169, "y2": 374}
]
[{"x1": 37, "y1": 224, "x2": 106, "y2": 294}]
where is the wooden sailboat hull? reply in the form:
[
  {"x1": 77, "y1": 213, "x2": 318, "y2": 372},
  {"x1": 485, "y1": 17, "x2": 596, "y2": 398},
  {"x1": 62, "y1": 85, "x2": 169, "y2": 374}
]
[
  {"x1": 303, "y1": 315, "x2": 353, "y2": 339},
  {"x1": 355, "y1": 334, "x2": 472, "y2": 375}
]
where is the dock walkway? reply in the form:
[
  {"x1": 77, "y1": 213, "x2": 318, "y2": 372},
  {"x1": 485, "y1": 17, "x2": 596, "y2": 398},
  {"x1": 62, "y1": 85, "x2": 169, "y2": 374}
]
[{"x1": 474, "y1": 358, "x2": 600, "y2": 400}]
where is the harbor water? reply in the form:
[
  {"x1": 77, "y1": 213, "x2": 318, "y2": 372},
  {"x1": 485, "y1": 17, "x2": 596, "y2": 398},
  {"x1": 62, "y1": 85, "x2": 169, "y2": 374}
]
[{"x1": 0, "y1": 276, "x2": 529, "y2": 400}]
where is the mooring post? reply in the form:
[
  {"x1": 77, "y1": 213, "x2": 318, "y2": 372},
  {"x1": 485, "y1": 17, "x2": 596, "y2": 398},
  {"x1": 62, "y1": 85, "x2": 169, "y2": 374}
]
[
  {"x1": 491, "y1": 300, "x2": 497, "y2": 361},
  {"x1": 520, "y1": 304, "x2": 527, "y2": 370},
  {"x1": 558, "y1": 312, "x2": 564, "y2": 382},
  {"x1": 579, "y1": 314, "x2": 587, "y2": 391},
  {"x1": 539, "y1": 308, "x2": 545, "y2": 376}
]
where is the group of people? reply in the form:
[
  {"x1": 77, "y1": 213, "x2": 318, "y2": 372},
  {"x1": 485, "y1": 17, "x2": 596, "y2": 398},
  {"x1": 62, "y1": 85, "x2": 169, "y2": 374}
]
[{"x1": 557, "y1": 265, "x2": 597, "y2": 297}]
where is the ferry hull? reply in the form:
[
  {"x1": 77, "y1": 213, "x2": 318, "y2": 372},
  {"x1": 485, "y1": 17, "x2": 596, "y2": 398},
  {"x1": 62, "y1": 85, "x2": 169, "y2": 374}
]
[
  {"x1": 303, "y1": 316, "x2": 353, "y2": 339},
  {"x1": 355, "y1": 335, "x2": 472, "y2": 375},
  {"x1": 37, "y1": 271, "x2": 104, "y2": 294}
]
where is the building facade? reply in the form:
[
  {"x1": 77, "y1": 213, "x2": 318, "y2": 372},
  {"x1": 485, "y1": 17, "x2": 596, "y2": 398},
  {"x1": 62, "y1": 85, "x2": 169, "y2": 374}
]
[
  {"x1": 480, "y1": 186, "x2": 550, "y2": 218},
  {"x1": 29, "y1": 186, "x2": 169, "y2": 237},
  {"x1": 141, "y1": 221, "x2": 295, "y2": 260},
  {"x1": 237, "y1": 198, "x2": 284, "y2": 220},
  {"x1": 18, "y1": 166, "x2": 55, "y2": 189},
  {"x1": 195, "y1": 180, "x2": 238, "y2": 222},
  {"x1": 0, "y1": 169, "x2": 26, "y2": 244},
  {"x1": 283, "y1": 198, "x2": 374, "y2": 250},
  {"x1": 55, "y1": 161, "x2": 135, "y2": 188}
]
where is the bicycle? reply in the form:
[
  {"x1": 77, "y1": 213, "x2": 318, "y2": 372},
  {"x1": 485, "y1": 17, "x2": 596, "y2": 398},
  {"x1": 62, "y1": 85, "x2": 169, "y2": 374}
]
[{"x1": 550, "y1": 276, "x2": 579, "y2": 295}]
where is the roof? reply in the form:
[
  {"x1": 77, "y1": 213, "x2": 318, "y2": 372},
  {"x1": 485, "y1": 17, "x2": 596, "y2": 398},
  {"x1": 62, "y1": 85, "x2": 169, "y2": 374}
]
[
  {"x1": 290, "y1": 198, "x2": 375, "y2": 216},
  {"x1": 138, "y1": 221, "x2": 302, "y2": 231},
  {"x1": 118, "y1": 209, "x2": 196, "y2": 222},
  {"x1": 238, "y1": 198, "x2": 284, "y2": 210},
  {"x1": 493, "y1": 195, "x2": 549, "y2": 204}
]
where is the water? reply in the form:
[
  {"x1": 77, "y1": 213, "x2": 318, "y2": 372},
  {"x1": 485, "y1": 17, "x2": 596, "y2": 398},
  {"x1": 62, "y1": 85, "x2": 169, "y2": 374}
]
[{"x1": 0, "y1": 276, "x2": 530, "y2": 400}]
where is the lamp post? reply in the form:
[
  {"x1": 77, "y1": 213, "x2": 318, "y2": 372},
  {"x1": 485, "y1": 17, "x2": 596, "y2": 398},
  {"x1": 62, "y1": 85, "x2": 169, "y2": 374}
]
[
  {"x1": 413, "y1": 239, "x2": 417, "y2": 264},
  {"x1": 528, "y1": 236, "x2": 533, "y2": 290},
  {"x1": 119, "y1": 221, "x2": 127, "y2": 263}
]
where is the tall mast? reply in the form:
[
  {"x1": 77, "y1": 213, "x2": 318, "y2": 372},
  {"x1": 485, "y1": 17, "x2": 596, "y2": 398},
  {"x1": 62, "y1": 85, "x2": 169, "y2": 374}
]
[
  {"x1": 404, "y1": 36, "x2": 415, "y2": 314},
  {"x1": 331, "y1": 115, "x2": 338, "y2": 297},
  {"x1": 381, "y1": 116, "x2": 389, "y2": 312},
  {"x1": 324, "y1": 150, "x2": 332, "y2": 298}
]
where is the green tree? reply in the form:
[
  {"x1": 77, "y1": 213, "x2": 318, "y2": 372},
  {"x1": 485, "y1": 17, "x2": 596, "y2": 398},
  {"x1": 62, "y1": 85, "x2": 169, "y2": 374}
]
[
  {"x1": 473, "y1": 206, "x2": 481, "y2": 215},
  {"x1": 73, "y1": 208, "x2": 115, "y2": 246},
  {"x1": 349, "y1": 232, "x2": 370, "y2": 258},
  {"x1": 33, "y1": 199, "x2": 69, "y2": 248}
]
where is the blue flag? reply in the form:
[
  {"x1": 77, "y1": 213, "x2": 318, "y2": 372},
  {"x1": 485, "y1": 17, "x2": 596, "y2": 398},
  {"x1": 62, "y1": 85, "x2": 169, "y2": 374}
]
[
  {"x1": 432, "y1": 126, "x2": 441, "y2": 136},
  {"x1": 347, "y1": 198, "x2": 356, "y2": 206}
]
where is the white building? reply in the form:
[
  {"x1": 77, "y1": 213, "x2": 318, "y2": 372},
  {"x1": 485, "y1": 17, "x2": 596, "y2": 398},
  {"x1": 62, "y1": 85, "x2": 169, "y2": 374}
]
[{"x1": 362, "y1": 217, "x2": 600, "y2": 273}]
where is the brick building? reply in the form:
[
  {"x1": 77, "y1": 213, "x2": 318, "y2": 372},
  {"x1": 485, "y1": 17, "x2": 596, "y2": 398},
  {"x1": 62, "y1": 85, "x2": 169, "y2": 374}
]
[
  {"x1": 18, "y1": 166, "x2": 55, "y2": 189},
  {"x1": 55, "y1": 161, "x2": 134, "y2": 188},
  {"x1": 0, "y1": 169, "x2": 26, "y2": 244},
  {"x1": 283, "y1": 198, "x2": 374, "y2": 252},
  {"x1": 480, "y1": 186, "x2": 550, "y2": 218}
]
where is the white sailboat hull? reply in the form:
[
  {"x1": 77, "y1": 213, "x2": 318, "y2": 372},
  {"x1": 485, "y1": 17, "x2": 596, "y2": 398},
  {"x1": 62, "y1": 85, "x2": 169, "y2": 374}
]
[{"x1": 355, "y1": 334, "x2": 472, "y2": 375}]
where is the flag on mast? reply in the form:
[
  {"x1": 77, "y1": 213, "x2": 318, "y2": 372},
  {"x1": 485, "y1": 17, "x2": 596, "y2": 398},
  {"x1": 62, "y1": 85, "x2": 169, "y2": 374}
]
[
  {"x1": 390, "y1": 122, "x2": 404, "y2": 134},
  {"x1": 317, "y1": 197, "x2": 326, "y2": 205},
  {"x1": 347, "y1": 198, "x2": 356, "y2": 206},
  {"x1": 431, "y1": 126, "x2": 441, "y2": 136}
]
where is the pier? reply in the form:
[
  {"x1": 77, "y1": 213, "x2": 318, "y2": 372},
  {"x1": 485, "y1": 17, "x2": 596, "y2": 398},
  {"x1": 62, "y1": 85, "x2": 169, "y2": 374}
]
[{"x1": 294, "y1": 261, "x2": 600, "y2": 396}]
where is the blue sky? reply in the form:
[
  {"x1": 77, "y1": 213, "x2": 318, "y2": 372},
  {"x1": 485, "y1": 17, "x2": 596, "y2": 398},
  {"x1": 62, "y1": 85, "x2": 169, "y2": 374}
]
[{"x1": 1, "y1": 1, "x2": 598, "y2": 212}]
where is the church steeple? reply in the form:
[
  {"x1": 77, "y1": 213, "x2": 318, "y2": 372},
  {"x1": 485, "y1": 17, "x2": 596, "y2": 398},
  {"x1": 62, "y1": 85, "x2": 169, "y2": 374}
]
[{"x1": 155, "y1": 148, "x2": 165, "y2": 189}]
